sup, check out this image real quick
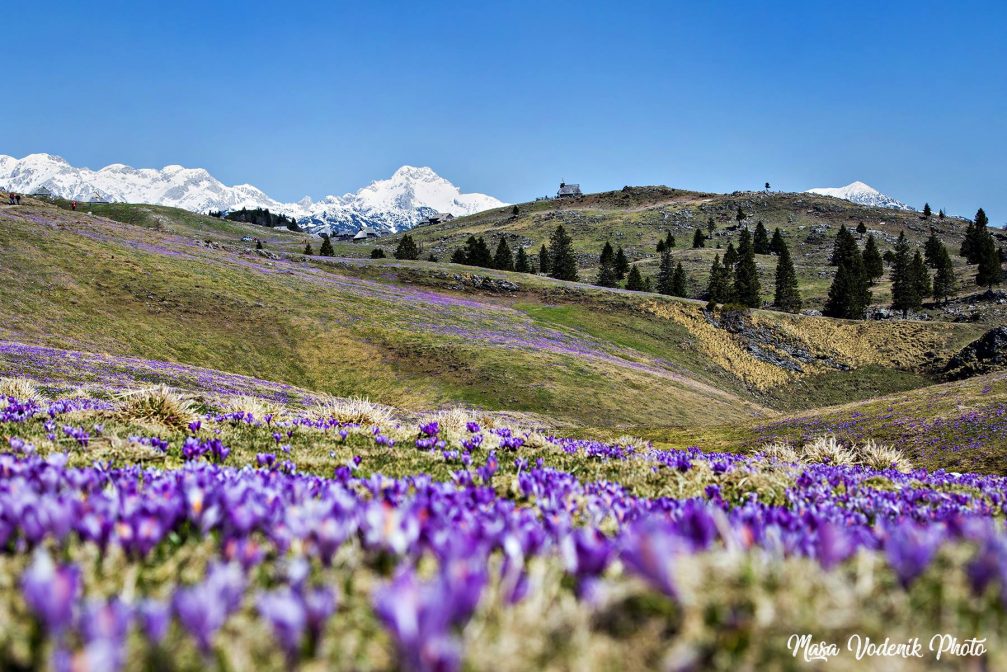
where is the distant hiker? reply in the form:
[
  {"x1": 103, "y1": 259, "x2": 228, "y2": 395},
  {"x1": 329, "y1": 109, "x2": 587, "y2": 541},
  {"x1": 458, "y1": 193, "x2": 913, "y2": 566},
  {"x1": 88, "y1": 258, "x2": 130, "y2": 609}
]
[
  {"x1": 71, "y1": 200, "x2": 77, "y2": 211},
  {"x1": 6, "y1": 193, "x2": 12, "y2": 205},
  {"x1": 14, "y1": 194, "x2": 20, "y2": 205}
]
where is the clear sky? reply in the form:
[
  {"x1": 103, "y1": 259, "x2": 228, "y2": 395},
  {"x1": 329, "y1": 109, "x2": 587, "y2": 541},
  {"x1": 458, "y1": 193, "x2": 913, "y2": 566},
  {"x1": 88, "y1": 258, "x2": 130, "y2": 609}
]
[{"x1": 3, "y1": 1, "x2": 1005, "y2": 221}]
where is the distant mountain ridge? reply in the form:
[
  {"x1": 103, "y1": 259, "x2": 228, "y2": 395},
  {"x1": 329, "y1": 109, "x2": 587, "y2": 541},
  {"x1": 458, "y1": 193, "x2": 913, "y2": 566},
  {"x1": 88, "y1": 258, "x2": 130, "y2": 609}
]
[
  {"x1": 805, "y1": 181, "x2": 914, "y2": 211},
  {"x1": 0, "y1": 153, "x2": 505, "y2": 235}
]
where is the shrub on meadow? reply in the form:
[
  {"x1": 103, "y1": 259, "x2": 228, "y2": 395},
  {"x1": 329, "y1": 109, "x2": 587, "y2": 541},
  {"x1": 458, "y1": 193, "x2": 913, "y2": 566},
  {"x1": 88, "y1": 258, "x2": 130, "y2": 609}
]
[{"x1": 116, "y1": 386, "x2": 198, "y2": 429}]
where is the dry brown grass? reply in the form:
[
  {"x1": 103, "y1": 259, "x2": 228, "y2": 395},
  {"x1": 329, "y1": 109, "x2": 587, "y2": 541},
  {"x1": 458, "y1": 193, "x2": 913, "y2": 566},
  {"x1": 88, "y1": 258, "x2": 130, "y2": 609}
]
[
  {"x1": 116, "y1": 385, "x2": 198, "y2": 429},
  {"x1": 0, "y1": 377, "x2": 44, "y2": 402},
  {"x1": 310, "y1": 395, "x2": 396, "y2": 426}
]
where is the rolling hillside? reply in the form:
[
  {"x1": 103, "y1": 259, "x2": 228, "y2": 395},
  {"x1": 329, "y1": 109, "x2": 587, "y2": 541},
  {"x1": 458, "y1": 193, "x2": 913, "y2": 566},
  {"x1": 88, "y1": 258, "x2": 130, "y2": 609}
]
[
  {"x1": 0, "y1": 197, "x2": 987, "y2": 432},
  {"x1": 386, "y1": 186, "x2": 1000, "y2": 314}
]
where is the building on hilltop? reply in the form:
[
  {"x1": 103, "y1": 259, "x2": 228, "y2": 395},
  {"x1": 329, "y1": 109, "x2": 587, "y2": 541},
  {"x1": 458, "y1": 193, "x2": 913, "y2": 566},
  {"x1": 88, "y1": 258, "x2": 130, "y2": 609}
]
[
  {"x1": 418, "y1": 212, "x2": 454, "y2": 226},
  {"x1": 352, "y1": 227, "x2": 379, "y2": 242},
  {"x1": 557, "y1": 182, "x2": 582, "y2": 198},
  {"x1": 89, "y1": 192, "x2": 111, "y2": 204},
  {"x1": 31, "y1": 186, "x2": 55, "y2": 199}
]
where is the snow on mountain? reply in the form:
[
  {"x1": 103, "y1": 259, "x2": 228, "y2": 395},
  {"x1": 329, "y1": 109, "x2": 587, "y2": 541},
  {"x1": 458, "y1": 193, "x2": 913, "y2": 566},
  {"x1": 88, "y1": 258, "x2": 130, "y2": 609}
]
[
  {"x1": 806, "y1": 181, "x2": 914, "y2": 211},
  {"x1": 0, "y1": 154, "x2": 506, "y2": 235}
]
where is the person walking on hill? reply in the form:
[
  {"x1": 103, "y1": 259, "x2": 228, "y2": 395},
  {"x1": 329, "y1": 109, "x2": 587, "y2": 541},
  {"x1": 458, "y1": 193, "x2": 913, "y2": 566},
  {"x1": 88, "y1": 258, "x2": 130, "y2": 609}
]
[
  {"x1": 15, "y1": 193, "x2": 20, "y2": 205},
  {"x1": 71, "y1": 200, "x2": 77, "y2": 211},
  {"x1": 6, "y1": 193, "x2": 13, "y2": 205}
]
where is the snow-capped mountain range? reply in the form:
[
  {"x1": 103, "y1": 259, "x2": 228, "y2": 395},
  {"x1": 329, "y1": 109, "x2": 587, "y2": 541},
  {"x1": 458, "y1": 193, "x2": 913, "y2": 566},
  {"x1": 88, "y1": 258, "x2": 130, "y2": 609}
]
[
  {"x1": 805, "y1": 181, "x2": 914, "y2": 211},
  {"x1": 0, "y1": 154, "x2": 505, "y2": 235}
]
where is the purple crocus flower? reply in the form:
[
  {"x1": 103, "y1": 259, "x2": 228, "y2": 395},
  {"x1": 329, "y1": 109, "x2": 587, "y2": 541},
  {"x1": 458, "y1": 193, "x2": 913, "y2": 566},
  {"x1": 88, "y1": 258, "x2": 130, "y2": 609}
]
[
  {"x1": 884, "y1": 522, "x2": 940, "y2": 587},
  {"x1": 80, "y1": 597, "x2": 132, "y2": 672},
  {"x1": 620, "y1": 521, "x2": 682, "y2": 599},
  {"x1": 21, "y1": 550, "x2": 80, "y2": 637},
  {"x1": 373, "y1": 569, "x2": 463, "y2": 672},
  {"x1": 257, "y1": 587, "x2": 307, "y2": 662},
  {"x1": 137, "y1": 599, "x2": 171, "y2": 644}
]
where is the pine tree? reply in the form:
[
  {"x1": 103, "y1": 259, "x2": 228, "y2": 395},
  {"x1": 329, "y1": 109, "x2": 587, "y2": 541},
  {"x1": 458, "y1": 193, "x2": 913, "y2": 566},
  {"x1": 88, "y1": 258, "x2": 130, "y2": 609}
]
[
  {"x1": 769, "y1": 227, "x2": 785, "y2": 255},
  {"x1": 256, "y1": 239, "x2": 264, "y2": 250},
  {"x1": 595, "y1": 261, "x2": 618, "y2": 288},
  {"x1": 773, "y1": 241, "x2": 802, "y2": 313},
  {"x1": 734, "y1": 229, "x2": 761, "y2": 307},
  {"x1": 753, "y1": 221, "x2": 770, "y2": 254},
  {"x1": 932, "y1": 246, "x2": 956, "y2": 304},
  {"x1": 706, "y1": 254, "x2": 731, "y2": 305},
  {"x1": 922, "y1": 203, "x2": 932, "y2": 219},
  {"x1": 613, "y1": 247, "x2": 629, "y2": 280},
  {"x1": 910, "y1": 250, "x2": 931, "y2": 303},
  {"x1": 319, "y1": 235, "x2": 334, "y2": 257},
  {"x1": 514, "y1": 246, "x2": 530, "y2": 273},
  {"x1": 549, "y1": 225, "x2": 578, "y2": 281},
  {"x1": 862, "y1": 234, "x2": 884, "y2": 283},
  {"x1": 303, "y1": 242, "x2": 314, "y2": 255},
  {"x1": 692, "y1": 228, "x2": 705, "y2": 248},
  {"x1": 825, "y1": 231, "x2": 872, "y2": 320},
  {"x1": 655, "y1": 251, "x2": 674, "y2": 295},
  {"x1": 856, "y1": 221, "x2": 868, "y2": 235},
  {"x1": 464, "y1": 236, "x2": 493, "y2": 268},
  {"x1": 666, "y1": 231, "x2": 676, "y2": 248},
  {"x1": 656, "y1": 239, "x2": 666, "y2": 253},
  {"x1": 736, "y1": 206, "x2": 746, "y2": 224},
  {"x1": 830, "y1": 225, "x2": 858, "y2": 266},
  {"x1": 961, "y1": 208, "x2": 989, "y2": 263},
  {"x1": 600, "y1": 241, "x2": 614, "y2": 268},
  {"x1": 722, "y1": 242, "x2": 738, "y2": 297},
  {"x1": 671, "y1": 262, "x2": 688, "y2": 297},
  {"x1": 890, "y1": 232, "x2": 918, "y2": 316},
  {"x1": 451, "y1": 248, "x2": 467, "y2": 264},
  {"x1": 511, "y1": 205, "x2": 520, "y2": 216},
  {"x1": 538, "y1": 245, "x2": 551, "y2": 275},
  {"x1": 707, "y1": 217, "x2": 716, "y2": 234},
  {"x1": 976, "y1": 234, "x2": 1004, "y2": 289},
  {"x1": 938, "y1": 209, "x2": 946, "y2": 220},
  {"x1": 370, "y1": 248, "x2": 386, "y2": 259},
  {"x1": 493, "y1": 237, "x2": 514, "y2": 271},
  {"x1": 924, "y1": 231, "x2": 943, "y2": 267},
  {"x1": 394, "y1": 234, "x2": 420, "y2": 260},
  {"x1": 427, "y1": 253, "x2": 438, "y2": 262},
  {"x1": 624, "y1": 265, "x2": 645, "y2": 291}
]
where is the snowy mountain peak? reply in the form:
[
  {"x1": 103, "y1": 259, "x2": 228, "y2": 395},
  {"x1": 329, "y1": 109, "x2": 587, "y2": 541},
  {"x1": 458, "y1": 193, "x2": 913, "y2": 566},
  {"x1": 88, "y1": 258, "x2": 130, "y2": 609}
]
[
  {"x1": 0, "y1": 154, "x2": 505, "y2": 236},
  {"x1": 806, "y1": 181, "x2": 914, "y2": 211}
]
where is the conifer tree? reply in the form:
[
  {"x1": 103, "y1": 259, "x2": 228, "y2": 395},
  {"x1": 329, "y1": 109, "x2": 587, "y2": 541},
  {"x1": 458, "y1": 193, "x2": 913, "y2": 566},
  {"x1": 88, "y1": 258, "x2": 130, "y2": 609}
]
[
  {"x1": 938, "y1": 209, "x2": 946, "y2": 220},
  {"x1": 734, "y1": 229, "x2": 761, "y2": 307},
  {"x1": 600, "y1": 241, "x2": 614, "y2": 268},
  {"x1": 769, "y1": 227, "x2": 785, "y2": 255},
  {"x1": 924, "y1": 231, "x2": 943, "y2": 267},
  {"x1": 830, "y1": 225, "x2": 858, "y2": 266},
  {"x1": 394, "y1": 234, "x2": 420, "y2": 260},
  {"x1": 862, "y1": 234, "x2": 884, "y2": 283},
  {"x1": 595, "y1": 261, "x2": 618, "y2": 288},
  {"x1": 514, "y1": 246, "x2": 530, "y2": 273},
  {"x1": 932, "y1": 246, "x2": 956, "y2": 304},
  {"x1": 692, "y1": 228, "x2": 705, "y2": 248},
  {"x1": 256, "y1": 239, "x2": 264, "y2": 250},
  {"x1": 656, "y1": 239, "x2": 666, "y2": 253},
  {"x1": 722, "y1": 242, "x2": 738, "y2": 296},
  {"x1": 773, "y1": 241, "x2": 802, "y2": 313},
  {"x1": 976, "y1": 234, "x2": 1004, "y2": 290},
  {"x1": 427, "y1": 253, "x2": 438, "y2": 262},
  {"x1": 666, "y1": 231, "x2": 676, "y2": 248},
  {"x1": 538, "y1": 244, "x2": 551, "y2": 275},
  {"x1": 370, "y1": 248, "x2": 386, "y2": 259},
  {"x1": 910, "y1": 250, "x2": 931, "y2": 303},
  {"x1": 655, "y1": 251, "x2": 674, "y2": 295},
  {"x1": 464, "y1": 235, "x2": 493, "y2": 268},
  {"x1": 922, "y1": 203, "x2": 932, "y2": 219},
  {"x1": 511, "y1": 205, "x2": 520, "y2": 216},
  {"x1": 613, "y1": 247, "x2": 629, "y2": 280},
  {"x1": 736, "y1": 206, "x2": 746, "y2": 224},
  {"x1": 753, "y1": 221, "x2": 770, "y2": 254},
  {"x1": 493, "y1": 237, "x2": 514, "y2": 271},
  {"x1": 707, "y1": 217, "x2": 716, "y2": 234},
  {"x1": 706, "y1": 254, "x2": 731, "y2": 305},
  {"x1": 451, "y1": 248, "x2": 467, "y2": 264},
  {"x1": 548, "y1": 225, "x2": 578, "y2": 281},
  {"x1": 303, "y1": 242, "x2": 314, "y2": 255},
  {"x1": 671, "y1": 262, "x2": 688, "y2": 297},
  {"x1": 890, "y1": 232, "x2": 918, "y2": 316},
  {"x1": 319, "y1": 235, "x2": 334, "y2": 257},
  {"x1": 961, "y1": 208, "x2": 989, "y2": 263},
  {"x1": 856, "y1": 221, "x2": 868, "y2": 235},
  {"x1": 624, "y1": 265, "x2": 645, "y2": 291}
]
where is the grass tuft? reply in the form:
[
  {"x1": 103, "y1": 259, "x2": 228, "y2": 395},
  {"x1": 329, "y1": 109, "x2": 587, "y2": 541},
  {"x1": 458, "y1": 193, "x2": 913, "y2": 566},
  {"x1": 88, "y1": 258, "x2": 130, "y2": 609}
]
[{"x1": 116, "y1": 385, "x2": 198, "y2": 428}]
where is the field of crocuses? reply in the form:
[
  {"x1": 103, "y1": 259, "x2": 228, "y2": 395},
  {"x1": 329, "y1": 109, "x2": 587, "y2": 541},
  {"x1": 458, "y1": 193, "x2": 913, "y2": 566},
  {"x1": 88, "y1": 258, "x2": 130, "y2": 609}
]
[{"x1": 1, "y1": 369, "x2": 1006, "y2": 672}]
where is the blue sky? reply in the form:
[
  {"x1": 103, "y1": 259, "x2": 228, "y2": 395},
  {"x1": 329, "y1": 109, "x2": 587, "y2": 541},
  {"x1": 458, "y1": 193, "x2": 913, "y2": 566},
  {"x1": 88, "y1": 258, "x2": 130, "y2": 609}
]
[{"x1": 3, "y1": 1, "x2": 1005, "y2": 221}]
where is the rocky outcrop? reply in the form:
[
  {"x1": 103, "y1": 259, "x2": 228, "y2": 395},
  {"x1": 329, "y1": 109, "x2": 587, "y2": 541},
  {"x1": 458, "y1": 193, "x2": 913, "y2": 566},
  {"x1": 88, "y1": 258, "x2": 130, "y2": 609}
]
[{"x1": 944, "y1": 327, "x2": 1007, "y2": 380}]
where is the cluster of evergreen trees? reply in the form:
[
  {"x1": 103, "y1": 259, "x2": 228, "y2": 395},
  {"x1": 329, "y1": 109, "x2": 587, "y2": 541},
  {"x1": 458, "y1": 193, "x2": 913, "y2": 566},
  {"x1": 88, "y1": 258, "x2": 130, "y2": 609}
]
[
  {"x1": 450, "y1": 234, "x2": 534, "y2": 274},
  {"x1": 823, "y1": 225, "x2": 875, "y2": 318},
  {"x1": 595, "y1": 241, "x2": 630, "y2": 288},
  {"x1": 706, "y1": 228, "x2": 770, "y2": 309},
  {"x1": 225, "y1": 208, "x2": 301, "y2": 232},
  {"x1": 960, "y1": 208, "x2": 1004, "y2": 290}
]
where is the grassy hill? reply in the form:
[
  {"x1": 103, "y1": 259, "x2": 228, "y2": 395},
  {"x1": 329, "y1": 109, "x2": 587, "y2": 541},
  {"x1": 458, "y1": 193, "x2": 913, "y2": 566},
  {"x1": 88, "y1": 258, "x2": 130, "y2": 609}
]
[
  {"x1": 385, "y1": 186, "x2": 1000, "y2": 313},
  {"x1": 0, "y1": 197, "x2": 986, "y2": 432}
]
